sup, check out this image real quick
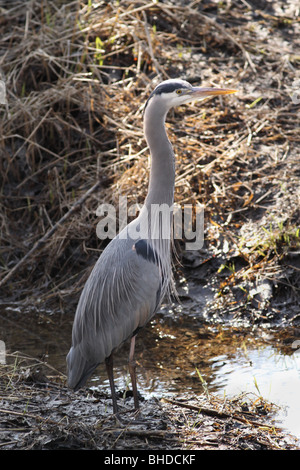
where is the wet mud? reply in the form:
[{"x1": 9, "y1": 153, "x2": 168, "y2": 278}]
[{"x1": 0, "y1": 352, "x2": 299, "y2": 450}]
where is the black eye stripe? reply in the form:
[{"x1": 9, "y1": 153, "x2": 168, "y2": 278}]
[
  {"x1": 144, "y1": 81, "x2": 190, "y2": 111},
  {"x1": 153, "y1": 83, "x2": 188, "y2": 95}
]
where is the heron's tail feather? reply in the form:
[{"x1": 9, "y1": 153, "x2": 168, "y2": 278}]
[{"x1": 66, "y1": 346, "x2": 98, "y2": 391}]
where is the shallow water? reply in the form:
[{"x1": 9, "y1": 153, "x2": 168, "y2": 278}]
[
  {"x1": 211, "y1": 343, "x2": 300, "y2": 438},
  {"x1": 0, "y1": 302, "x2": 300, "y2": 440}
]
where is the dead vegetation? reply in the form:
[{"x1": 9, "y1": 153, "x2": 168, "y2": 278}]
[
  {"x1": 0, "y1": 0, "x2": 299, "y2": 323},
  {"x1": 0, "y1": 353, "x2": 298, "y2": 450}
]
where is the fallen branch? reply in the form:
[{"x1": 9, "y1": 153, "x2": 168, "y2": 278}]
[{"x1": 162, "y1": 397, "x2": 281, "y2": 431}]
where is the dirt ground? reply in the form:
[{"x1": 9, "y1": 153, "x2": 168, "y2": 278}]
[
  {"x1": 0, "y1": 353, "x2": 299, "y2": 450},
  {"x1": 0, "y1": 0, "x2": 299, "y2": 450}
]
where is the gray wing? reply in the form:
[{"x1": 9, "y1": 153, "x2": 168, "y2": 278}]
[{"x1": 67, "y1": 237, "x2": 162, "y2": 390}]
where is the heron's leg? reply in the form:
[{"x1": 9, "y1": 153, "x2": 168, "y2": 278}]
[
  {"x1": 105, "y1": 354, "x2": 118, "y2": 415},
  {"x1": 128, "y1": 335, "x2": 139, "y2": 411}
]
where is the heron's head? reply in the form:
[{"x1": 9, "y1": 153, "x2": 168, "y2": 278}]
[{"x1": 145, "y1": 78, "x2": 237, "y2": 113}]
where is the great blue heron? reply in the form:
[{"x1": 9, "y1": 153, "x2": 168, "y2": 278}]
[{"x1": 67, "y1": 79, "x2": 236, "y2": 415}]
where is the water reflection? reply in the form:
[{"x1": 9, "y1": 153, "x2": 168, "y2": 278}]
[
  {"x1": 0, "y1": 304, "x2": 299, "y2": 438},
  {"x1": 210, "y1": 344, "x2": 300, "y2": 438}
]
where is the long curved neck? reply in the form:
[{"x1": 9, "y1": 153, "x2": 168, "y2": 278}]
[{"x1": 143, "y1": 100, "x2": 175, "y2": 208}]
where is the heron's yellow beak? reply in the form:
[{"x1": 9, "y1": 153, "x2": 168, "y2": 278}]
[{"x1": 190, "y1": 86, "x2": 237, "y2": 98}]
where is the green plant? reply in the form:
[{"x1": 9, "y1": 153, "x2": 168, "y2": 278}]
[{"x1": 196, "y1": 368, "x2": 210, "y2": 398}]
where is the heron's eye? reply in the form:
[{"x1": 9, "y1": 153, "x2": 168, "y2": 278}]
[{"x1": 176, "y1": 89, "x2": 183, "y2": 95}]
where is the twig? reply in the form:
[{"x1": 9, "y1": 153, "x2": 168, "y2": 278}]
[
  {"x1": 162, "y1": 397, "x2": 233, "y2": 419},
  {"x1": 107, "y1": 427, "x2": 178, "y2": 446},
  {"x1": 0, "y1": 181, "x2": 101, "y2": 288},
  {"x1": 162, "y1": 397, "x2": 281, "y2": 430},
  {"x1": 142, "y1": 10, "x2": 165, "y2": 78},
  {"x1": 0, "y1": 407, "x2": 58, "y2": 425}
]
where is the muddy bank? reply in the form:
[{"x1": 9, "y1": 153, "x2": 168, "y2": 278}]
[
  {"x1": 0, "y1": 354, "x2": 299, "y2": 450},
  {"x1": 1, "y1": 305, "x2": 300, "y2": 450}
]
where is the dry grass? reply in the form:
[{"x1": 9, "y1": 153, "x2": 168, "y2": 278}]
[{"x1": 0, "y1": 0, "x2": 299, "y2": 318}]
